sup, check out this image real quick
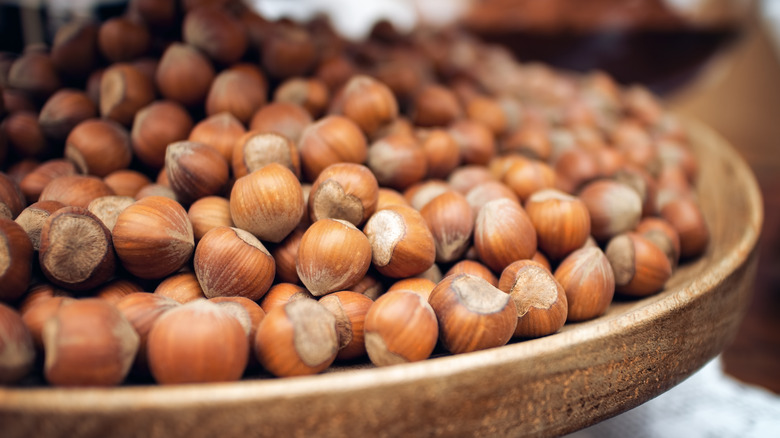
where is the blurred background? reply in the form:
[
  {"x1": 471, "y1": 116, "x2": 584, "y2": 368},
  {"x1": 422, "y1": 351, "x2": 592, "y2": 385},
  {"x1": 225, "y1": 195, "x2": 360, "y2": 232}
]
[{"x1": 1, "y1": 0, "x2": 778, "y2": 435}]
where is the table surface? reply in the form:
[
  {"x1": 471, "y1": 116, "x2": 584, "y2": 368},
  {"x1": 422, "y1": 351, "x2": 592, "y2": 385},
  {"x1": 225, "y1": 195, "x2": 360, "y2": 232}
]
[{"x1": 670, "y1": 12, "x2": 780, "y2": 395}]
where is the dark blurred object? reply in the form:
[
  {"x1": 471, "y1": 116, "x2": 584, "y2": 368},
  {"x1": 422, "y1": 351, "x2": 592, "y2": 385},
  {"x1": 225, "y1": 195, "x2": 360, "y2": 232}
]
[{"x1": 462, "y1": 0, "x2": 750, "y2": 94}]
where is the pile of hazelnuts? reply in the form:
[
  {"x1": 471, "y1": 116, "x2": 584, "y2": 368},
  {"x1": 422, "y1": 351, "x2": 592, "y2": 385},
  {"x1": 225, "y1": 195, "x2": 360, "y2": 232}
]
[{"x1": 0, "y1": 0, "x2": 709, "y2": 387}]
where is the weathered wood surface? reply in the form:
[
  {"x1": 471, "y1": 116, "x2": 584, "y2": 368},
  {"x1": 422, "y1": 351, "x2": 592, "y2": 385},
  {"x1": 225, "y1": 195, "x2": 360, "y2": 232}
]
[{"x1": 0, "y1": 120, "x2": 763, "y2": 437}]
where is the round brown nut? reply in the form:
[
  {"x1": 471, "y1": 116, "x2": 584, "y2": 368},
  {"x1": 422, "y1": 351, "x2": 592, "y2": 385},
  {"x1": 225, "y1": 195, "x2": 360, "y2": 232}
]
[
  {"x1": 498, "y1": 260, "x2": 568, "y2": 338},
  {"x1": 363, "y1": 204, "x2": 436, "y2": 278},
  {"x1": 554, "y1": 246, "x2": 616, "y2": 322}
]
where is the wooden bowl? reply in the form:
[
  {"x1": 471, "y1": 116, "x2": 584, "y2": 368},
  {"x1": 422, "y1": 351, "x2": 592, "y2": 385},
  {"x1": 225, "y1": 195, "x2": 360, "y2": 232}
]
[{"x1": 0, "y1": 120, "x2": 763, "y2": 437}]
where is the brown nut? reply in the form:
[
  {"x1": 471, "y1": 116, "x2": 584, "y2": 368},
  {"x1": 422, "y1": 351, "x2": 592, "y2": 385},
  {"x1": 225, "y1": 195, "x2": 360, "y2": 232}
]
[
  {"x1": 466, "y1": 96, "x2": 509, "y2": 136},
  {"x1": 154, "y1": 271, "x2": 206, "y2": 303},
  {"x1": 298, "y1": 115, "x2": 367, "y2": 182},
  {"x1": 444, "y1": 260, "x2": 499, "y2": 287},
  {"x1": 635, "y1": 217, "x2": 681, "y2": 269},
  {"x1": 254, "y1": 299, "x2": 338, "y2": 377},
  {"x1": 261, "y1": 23, "x2": 317, "y2": 79},
  {"x1": 19, "y1": 160, "x2": 77, "y2": 204},
  {"x1": 147, "y1": 299, "x2": 248, "y2": 384},
  {"x1": 273, "y1": 76, "x2": 330, "y2": 118},
  {"x1": 39, "y1": 175, "x2": 115, "y2": 210},
  {"x1": 333, "y1": 75, "x2": 398, "y2": 137},
  {"x1": 183, "y1": 5, "x2": 248, "y2": 65},
  {"x1": 386, "y1": 278, "x2": 437, "y2": 301},
  {"x1": 50, "y1": 20, "x2": 99, "y2": 79},
  {"x1": 524, "y1": 189, "x2": 591, "y2": 261},
  {"x1": 554, "y1": 147, "x2": 600, "y2": 194},
  {"x1": 376, "y1": 187, "x2": 411, "y2": 211},
  {"x1": 660, "y1": 197, "x2": 709, "y2": 259},
  {"x1": 43, "y1": 298, "x2": 139, "y2": 386},
  {"x1": 412, "y1": 84, "x2": 462, "y2": 127},
  {"x1": 319, "y1": 291, "x2": 374, "y2": 360},
  {"x1": 464, "y1": 180, "x2": 519, "y2": 218},
  {"x1": 605, "y1": 232, "x2": 673, "y2": 297},
  {"x1": 97, "y1": 16, "x2": 151, "y2": 63},
  {"x1": 0, "y1": 218, "x2": 34, "y2": 302},
  {"x1": 39, "y1": 206, "x2": 116, "y2": 291},
  {"x1": 232, "y1": 131, "x2": 301, "y2": 180},
  {"x1": 165, "y1": 141, "x2": 229, "y2": 205},
  {"x1": 2, "y1": 111, "x2": 49, "y2": 159},
  {"x1": 420, "y1": 191, "x2": 474, "y2": 263},
  {"x1": 112, "y1": 196, "x2": 194, "y2": 279},
  {"x1": 209, "y1": 296, "x2": 266, "y2": 352},
  {"x1": 554, "y1": 246, "x2": 615, "y2": 322},
  {"x1": 14, "y1": 200, "x2": 65, "y2": 250},
  {"x1": 363, "y1": 204, "x2": 436, "y2": 278},
  {"x1": 418, "y1": 128, "x2": 461, "y2": 179},
  {"x1": 7, "y1": 51, "x2": 61, "y2": 102},
  {"x1": 230, "y1": 163, "x2": 305, "y2": 243},
  {"x1": 579, "y1": 179, "x2": 642, "y2": 242},
  {"x1": 0, "y1": 173, "x2": 25, "y2": 218},
  {"x1": 259, "y1": 283, "x2": 314, "y2": 314},
  {"x1": 188, "y1": 196, "x2": 233, "y2": 242},
  {"x1": 189, "y1": 112, "x2": 246, "y2": 164},
  {"x1": 296, "y1": 218, "x2": 372, "y2": 296},
  {"x1": 270, "y1": 227, "x2": 305, "y2": 284},
  {"x1": 65, "y1": 118, "x2": 133, "y2": 177},
  {"x1": 448, "y1": 119, "x2": 497, "y2": 166},
  {"x1": 502, "y1": 158, "x2": 557, "y2": 202},
  {"x1": 429, "y1": 274, "x2": 517, "y2": 354},
  {"x1": 474, "y1": 198, "x2": 537, "y2": 273},
  {"x1": 447, "y1": 165, "x2": 494, "y2": 195},
  {"x1": 367, "y1": 133, "x2": 427, "y2": 191},
  {"x1": 194, "y1": 226, "x2": 275, "y2": 301},
  {"x1": 249, "y1": 101, "x2": 312, "y2": 144},
  {"x1": 498, "y1": 260, "x2": 568, "y2": 338},
  {"x1": 131, "y1": 100, "x2": 194, "y2": 170},
  {"x1": 100, "y1": 63, "x2": 155, "y2": 126},
  {"x1": 103, "y1": 169, "x2": 152, "y2": 198},
  {"x1": 96, "y1": 278, "x2": 144, "y2": 305},
  {"x1": 0, "y1": 303, "x2": 36, "y2": 383},
  {"x1": 404, "y1": 180, "x2": 452, "y2": 211},
  {"x1": 206, "y1": 64, "x2": 267, "y2": 124},
  {"x1": 308, "y1": 163, "x2": 378, "y2": 226},
  {"x1": 364, "y1": 290, "x2": 438, "y2": 366},
  {"x1": 155, "y1": 43, "x2": 216, "y2": 107},
  {"x1": 349, "y1": 274, "x2": 385, "y2": 301},
  {"x1": 38, "y1": 89, "x2": 97, "y2": 140}
]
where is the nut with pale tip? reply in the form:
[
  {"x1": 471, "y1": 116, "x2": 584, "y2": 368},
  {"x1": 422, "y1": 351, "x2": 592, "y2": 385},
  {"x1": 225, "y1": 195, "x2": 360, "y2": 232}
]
[{"x1": 498, "y1": 260, "x2": 568, "y2": 338}]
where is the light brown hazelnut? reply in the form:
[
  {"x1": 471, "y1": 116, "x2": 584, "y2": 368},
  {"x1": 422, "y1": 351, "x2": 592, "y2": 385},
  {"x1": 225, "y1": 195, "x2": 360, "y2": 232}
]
[
  {"x1": 147, "y1": 299, "x2": 248, "y2": 384},
  {"x1": 50, "y1": 20, "x2": 99, "y2": 79},
  {"x1": 404, "y1": 180, "x2": 452, "y2": 211},
  {"x1": 7, "y1": 52, "x2": 61, "y2": 102},
  {"x1": 363, "y1": 204, "x2": 436, "y2": 278},
  {"x1": 206, "y1": 64, "x2": 267, "y2": 124},
  {"x1": 0, "y1": 173, "x2": 25, "y2": 219},
  {"x1": 183, "y1": 5, "x2": 247, "y2": 64},
  {"x1": 554, "y1": 246, "x2": 615, "y2": 322},
  {"x1": 2, "y1": 111, "x2": 49, "y2": 159},
  {"x1": 97, "y1": 16, "x2": 151, "y2": 63},
  {"x1": 96, "y1": 279, "x2": 144, "y2": 305},
  {"x1": 418, "y1": 128, "x2": 461, "y2": 179},
  {"x1": 298, "y1": 115, "x2": 367, "y2": 182},
  {"x1": 501, "y1": 124, "x2": 552, "y2": 161},
  {"x1": 579, "y1": 179, "x2": 642, "y2": 243},
  {"x1": 103, "y1": 169, "x2": 151, "y2": 198},
  {"x1": 270, "y1": 227, "x2": 304, "y2": 284},
  {"x1": 116, "y1": 292, "x2": 179, "y2": 374},
  {"x1": 448, "y1": 119, "x2": 496, "y2": 166},
  {"x1": 498, "y1": 260, "x2": 568, "y2": 338},
  {"x1": 261, "y1": 23, "x2": 317, "y2": 79},
  {"x1": 165, "y1": 141, "x2": 229, "y2": 205},
  {"x1": 112, "y1": 196, "x2": 194, "y2": 279},
  {"x1": 19, "y1": 159, "x2": 77, "y2": 204},
  {"x1": 447, "y1": 165, "x2": 494, "y2": 194},
  {"x1": 308, "y1": 163, "x2": 378, "y2": 226},
  {"x1": 636, "y1": 217, "x2": 681, "y2": 269},
  {"x1": 273, "y1": 76, "x2": 330, "y2": 118},
  {"x1": 364, "y1": 290, "x2": 438, "y2": 366},
  {"x1": 249, "y1": 102, "x2": 312, "y2": 144},
  {"x1": 43, "y1": 298, "x2": 139, "y2": 386},
  {"x1": 259, "y1": 283, "x2": 314, "y2": 314},
  {"x1": 473, "y1": 198, "x2": 537, "y2": 273},
  {"x1": 154, "y1": 271, "x2": 205, "y2": 303},
  {"x1": 333, "y1": 75, "x2": 398, "y2": 137},
  {"x1": 319, "y1": 291, "x2": 374, "y2": 360},
  {"x1": 660, "y1": 197, "x2": 709, "y2": 259},
  {"x1": 466, "y1": 96, "x2": 508, "y2": 136},
  {"x1": 155, "y1": 43, "x2": 216, "y2": 107},
  {"x1": 87, "y1": 195, "x2": 135, "y2": 231},
  {"x1": 367, "y1": 133, "x2": 427, "y2": 191},
  {"x1": 502, "y1": 158, "x2": 556, "y2": 202},
  {"x1": 524, "y1": 189, "x2": 591, "y2": 261},
  {"x1": 420, "y1": 191, "x2": 474, "y2": 263},
  {"x1": 376, "y1": 187, "x2": 411, "y2": 211},
  {"x1": 189, "y1": 112, "x2": 246, "y2": 164},
  {"x1": 464, "y1": 180, "x2": 519, "y2": 218},
  {"x1": 131, "y1": 100, "x2": 194, "y2": 170},
  {"x1": 606, "y1": 232, "x2": 673, "y2": 297},
  {"x1": 444, "y1": 260, "x2": 499, "y2": 287},
  {"x1": 412, "y1": 84, "x2": 462, "y2": 127},
  {"x1": 188, "y1": 196, "x2": 233, "y2": 242},
  {"x1": 0, "y1": 303, "x2": 35, "y2": 383},
  {"x1": 297, "y1": 218, "x2": 372, "y2": 296},
  {"x1": 38, "y1": 89, "x2": 97, "y2": 140},
  {"x1": 554, "y1": 147, "x2": 600, "y2": 194},
  {"x1": 14, "y1": 200, "x2": 65, "y2": 250},
  {"x1": 100, "y1": 63, "x2": 155, "y2": 126},
  {"x1": 65, "y1": 118, "x2": 132, "y2": 177},
  {"x1": 39, "y1": 175, "x2": 116, "y2": 209},
  {"x1": 386, "y1": 278, "x2": 437, "y2": 301},
  {"x1": 232, "y1": 131, "x2": 301, "y2": 180}
]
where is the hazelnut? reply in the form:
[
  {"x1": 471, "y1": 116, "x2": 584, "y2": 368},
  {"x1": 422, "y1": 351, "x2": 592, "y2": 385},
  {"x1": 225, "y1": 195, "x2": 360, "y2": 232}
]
[
  {"x1": 87, "y1": 195, "x2": 135, "y2": 231},
  {"x1": 349, "y1": 273, "x2": 385, "y2": 300},
  {"x1": 188, "y1": 196, "x2": 233, "y2": 242},
  {"x1": 0, "y1": 219, "x2": 33, "y2": 302},
  {"x1": 386, "y1": 278, "x2": 437, "y2": 301},
  {"x1": 112, "y1": 196, "x2": 195, "y2": 279},
  {"x1": 103, "y1": 169, "x2": 151, "y2": 198},
  {"x1": 249, "y1": 102, "x2": 312, "y2": 144},
  {"x1": 367, "y1": 133, "x2": 427, "y2": 191},
  {"x1": 131, "y1": 100, "x2": 194, "y2": 170},
  {"x1": 97, "y1": 16, "x2": 151, "y2": 63},
  {"x1": 611, "y1": 119, "x2": 659, "y2": 172},
  {"x1": 319, "y1": 291, "x2": 374, "y2": 360},
  {"x1": 7, "y1": 52, "x2": 61, "y2": 102},
  {"x1": 404, "y1": 180, "x2": 452, "y2": 211},
  {"x1": 156, "y1": 43, "x2": 216, "y2": 107},
  {"x1": 19, "y1": 286, "x2": 72, "y2": 349},
  {"x1": 418, "y1": 128, "x2": 461, "y2": 179},
  {"x1": 273, "y1": 76, "x2": 330, "y2": 118},
  {"x1": 43, "y1": 298, "x2": 139, "y2": 386},
  {"x1": 269, "y1": 227, "x2": 304, "y2": 284},
  {"x1": 65, "y1": 118, "x2": 133, "y2": 177},
  {"x1": 364, "y1": 290, "x2": 438, "y2": 366},
  {"x1": 135, "y1": 184, "x2": 177, "y2": 201},
  {"x1": 0, "y1": 173, "x2": 25, "y2": 218},
  {"x1": 465, "y1": 180, "x2": 519, "y2": 217},
  {"x1": 154, "y1": 271, "x2": 206, "y2": 303},
  {"x1": 613, "y1": 164, "x2": 658, "y2": 217},
  {"x1": 501, "y1": 124, "x2": 552, "y2": 161},
  {"x1": 0, "y1": 303, "x2": 35, "y2": 383},
  {"x1": 2, "y1": 88, "x2": 38, "y2": 114},
  {"x1": 232, "y1": 131, "x2": 301, "y2": 179},
  {"x1": 209, "y1": 296, "x2": 266, "y2": 350},
  {"x1": 165, "y1": 141, "x2": 229, "y2": 205},
  {"x1": 39, "y1": 206, "x2": 116, "y2": 291},
  {"x1": 96, "y1": 279, "x2": 144, "y2": 305},
  {"x1": 315, "y1": 54, "x2": 356, "y2": 93},
  {"x1": 333, "y1": 75, "x2": 398, "y2": 137},
  {"x1": 376, "y1": 187, "x2": 411, "y2": 211},
  {"x1": 130, "y1": 0, "x2": 177, "y2": 28},
  {"x1": 524, "y1": 189, "x2": 591, "y2": 261},
  {"x1": 2, "y1": 111, "x2": 49, "y2": 159},
  {"x1": 605, "y1": 232, "x2": 673, "y2": 297},
  {"x1": 420, "y1": 191, "x2": 474, "y2": 263},
  {"x1": 429, "y1": 274, "x2": 517, "y2": 353},
  {"x1": 636, "y1": 217, "x2": 681, "y2": 269},
  {"x1": 298, "y1": 115, "x2": 367, "y2": 182},
  {"x1": 100, "y1": 63, "x2": 155, "y2": 126},
  {"x1": 502, "y1": 158, "x2": 557, "y2": 202},
  {"x1": 259, "y1": 283, "x2": 314, "y2": 314},
  {"x1": 308, "y1": 163, "x2": 378, "y2": 226},
  {"x1": 38, "y1": 89, "x2": 97, "y2": 140},
  {"x1": 194, "y1": 226, "x2": 275, "y2": 300},
  {"x1": 554, "y1": 147, "x2": 600, "y2": 194},
  {"x1": 473, "y1": 198, "x2": 537, "y2": 273},
  {"x1": 296, "y1": 218, "x2": 372, "y2": 296},
  {"x1": 412, "y1": 84, "x2": 462, "y2": 127},
  {"x1": 498, "y1": 260, "x2": 568, "y2": 338},
  {"x1": 532, "y1": 251, "x2": 553, "y2": 271},
  {"x1": 189, "y1": 112, "x2": 246, "y2": 164},
  {"x1": 50, "y1": 20, "x2": 99, "y2": 79},
  {"x1": 19, "y1": 159, "x2": 77, "y2": 204},
  {"x1": 447, "y1": 165, "x2": 494, "y2": 194},
  {"x1": 116, "y1": 292, "x2": 179, "y2": 373},
  {"x1": 147, "y1": 299, "x2": 248, "y2": 384},
  {"x1": 363, "y1": 204, "x2": 436, "y2": 278},
  {"x1": 448, "y1": 119, "x2": 497, "y2": 166},
  {"x1": 255, "y1": 299, "x2": 337, "y2": 377},
  {"x1": 261, "y1": 23, "x2": 317, "y2": 79},
  {"x1": 230, "y1": 163, "x2": 305, "y2": 243},
  {"x1": 554, "y1": 246, "x2": 615, "y2": 322},
  {"x1": 579, "y1": 179, "x2": 643, "y2": 242},
  {"x1": 14, "y1": 200, "x2": 65, "y2": 250},
  {"x1": 444, "y1": 260, "x2": 499, "y2": 287},
  {"x1": 466, "y1": 96, "x2": 508, "y2": 136},
  {"x1": 183, "y1": 5, "x2": 248, "y2": 65},
  {"x1": 39, "y1": 175, "x2": 115, "y2": 208},
  {"x1": 206, "y1": 64, "x2": 268, "y2": 124}
]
